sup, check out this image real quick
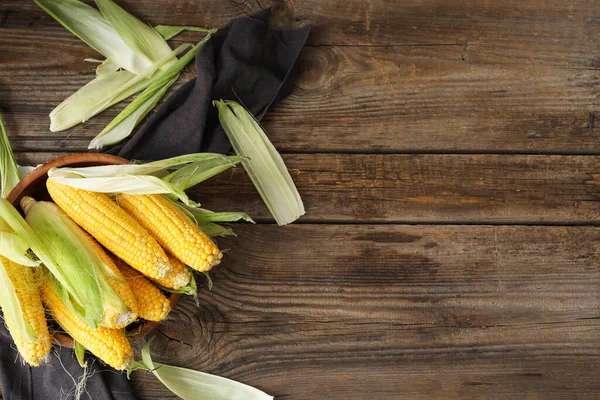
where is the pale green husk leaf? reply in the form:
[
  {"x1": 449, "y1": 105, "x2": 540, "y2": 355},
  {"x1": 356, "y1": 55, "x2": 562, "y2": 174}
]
[
  {"x1": 198, "y1": 221, "x2": 235, "y2": 237},
  {"x1": 52, "y1": 153, "x2": 238, "y2": 178},
  {"x1": 180, "y1": 206, "x2": 254, "y2": 224},
  {"x1": 0, "y1": 112, "x2": 20, "y2": 198},
  {"x1": 171, "y1": 202, "x2": 238, "y2": 237},
  {"x1": 162, "y1": 155, "x2": 245, "y2": 190},
  {"x1": 0, "y1": 199, "x2": 81, "y2": 325},
  {"x1": 88, "y1": 74, "x2": 176, "y2": 149},
  {"x1": 95, "y1": 0, "x2": 175, "y2": 69},
  {"x1": 0, "y1": 257, "x2": 36, "y2": 342},
  {"x1": 34, "y1": 0, "x2": 153, "y2": 74},
  {"x1": 0, "y1": 232, "x2": 41, "y2": 267},
  {"x1": 49, "y1": 70, "x2": 150, "y2": 132},
  {"x1": 18, "y1": 166, "x2": 38, "y2": 179},
  {"x1": 155, "y1": 25, "x2": 216, "y2": 40},
  {"x1": 129, "y1": 340, "x2": 273, "y2": 400},
  {"x1": 96, "y1": 59, "x2": 120, "y2": 75},
  {"x1": 214, "y1": 100, "x2": 305, "y2": 226},
  {"x1": 50, "y1": 43, "x2": 189, "y2": 132},
  {"x1": 74, "y1": 340, "x2": 87, "y2": 367},
  {"x1": 47, "y1": 174, "x2": 195, "y2": 206}
]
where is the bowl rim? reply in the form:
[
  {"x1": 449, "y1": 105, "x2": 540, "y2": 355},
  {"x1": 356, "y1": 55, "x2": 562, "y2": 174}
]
[{"x1": 7, "y1": 153, "x2": 180, "y2": 348}]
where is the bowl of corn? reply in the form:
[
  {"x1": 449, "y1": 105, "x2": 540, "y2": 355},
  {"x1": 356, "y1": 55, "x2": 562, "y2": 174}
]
[{"x1": 7, "y1": 153, "x2": 182, "y2": 350}]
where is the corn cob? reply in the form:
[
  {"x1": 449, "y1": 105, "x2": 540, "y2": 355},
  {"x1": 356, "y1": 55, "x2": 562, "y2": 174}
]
[
  {"x1": 83, "y1": 234, "x2": 139, "y2": 322},
  {"x1": 151, "y1": 255, "x2": 191, "y2": 290},
  {"x1": 46, "y1": 179, "x2": 172, "y2": 280},
  {"x1": 114, "y1": 259, "x2": 171, "y2": 322},
  {"x1": 41, "y1": 278, "x2": 133, "y2": 370},
  {"x1": 117, "y1": 194, "x2": 223, "y2": 272},
  {"x1": 0, "y1": 256, "x2": 50, "y2": 366}
]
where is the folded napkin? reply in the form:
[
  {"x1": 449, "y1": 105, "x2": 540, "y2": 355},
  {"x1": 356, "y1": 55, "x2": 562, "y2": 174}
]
[{"x1": 0, "y1": 8, "x2": 309, "y2": 399}]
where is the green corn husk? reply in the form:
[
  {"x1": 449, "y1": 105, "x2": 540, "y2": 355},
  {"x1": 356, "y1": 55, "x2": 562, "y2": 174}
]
[
  {"x1": 155, "y1": 25, "x2": 216, "y2": 40},
  {"x1": 214, "y1": 100, "x2": 305, "y2": 226},
  {"x1": 94, "y1": 0, "x2": 175, "y2": 68},
  {"x1": 47, "y1": 152, "x2": 243, "y2": 206},
  {"x1": 50, "y1": 43, "x2": 189, "y2": 132},
  {"x1": 162, "y1": 155, "x2": 245, "y2": 190},
  {"x1": 47, "y1": 173, "x2": 195, "y2": 206},
  {"x1": 128, "y1": 339, "x2": 273, "y2": 400},
  {"x1": 0, "y1": 112, "x2": 19, "y2": 197},
  {"x1": 21, "y1": 198, "x2": 129, "y2": 327},
  {"x1": 35, "y1": 0, "x2": 153, "y2": 74},
  {"x1": 0, "y1": 231, "x2": 41, "y2": 267}
]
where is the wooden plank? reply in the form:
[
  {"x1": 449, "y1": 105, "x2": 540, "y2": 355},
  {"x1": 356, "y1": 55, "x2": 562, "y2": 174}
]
[
  {"x1": 3, "y1": 0, "x2": 599, "y2": 64},
  {"x1": 2, "y1": 2, "x2": 600, "y2": 154},
  {"x1": 5, "y1": 45, "x2": 600, "y2": 154},
  {"x1": 128, "y1": 224, "x2": 600, "y2": 399},
  {"x1": 263, "y1": 45, "x2": 600, "y2": 153},
  {"x1": 13, "y1": 152, "x2": 600, "y2": 224},
  {"x1": 190, "y1": 153, "x2": 600, "y2": 224}
]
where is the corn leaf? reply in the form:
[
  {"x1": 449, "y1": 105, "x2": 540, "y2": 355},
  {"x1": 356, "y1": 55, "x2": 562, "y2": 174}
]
[
  {"x1": 96, "y1": 59, "x2": 120, "y2": 75},
  {"x1": 49, "y1": 70, "x2": 150, "y2": 132},
  {"x1": 162, "y1": 155, "x2": 245, "y2": 190},
  {"x1": 47, "y1": 174, "x2": 195, "y2": 206},
  {"x1": 155, "y1": 25, "x2": 216, "y2": 40},
  {"x1": 50, "y1": 43, "x2": 189, "y2": 132},
  {"x1": 34, "y1": 0, "x2": 153, "y2": 74},
  {"x1": 215, "y1": 100, "x2": 305, "y2": 225},
  {"x1": 24, "y1": 200, "x2": 105, "y2": 325},
  {"x1": 0, "y1": 257, "x2": 36, "y2": 342},
  {"x1": 172, "y1": 202, "x2": 240, "y2": 237},
  {"x1": 0, "y1": 199, "x2": 79, "y2": 318},
  {"x1": 88, "y1": 74, "x2": 177, "y2": 149},
  {"x1": 0, "y1": 232, "x2": 41, "y2": 267},
  {"x1": 180, "y1": 207, "x2": 254, "y2": 224},
  {"x1": 18, "y1": 166, "x2": 37, "y2": 179},
  {"x1": 129, "y1": 340, "x2": 273, "y2": 400},
  {"x1": 51, "y1": 153, "x2": 235, "y2": 177},
  {"x1": 74, "y1": 340, "x2": 87, "y2": 367},
  {"x1": 197, "y1": 221, "x2": 235, "y2": 237},
  {"x1": 0, "y1": 112, "x2": 20, "y2": 198},
  {"x1": 95, "y1": 0, "x2": 174, "y2": 69}
]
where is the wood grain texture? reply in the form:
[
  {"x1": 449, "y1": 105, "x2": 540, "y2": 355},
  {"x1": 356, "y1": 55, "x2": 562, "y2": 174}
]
[
  {"x1": 191, "y1": 153, "x2": 600, "y2": 224},
  {"x1": 2, "y1": 1, "x2": 600, "y2": 153},
  {"x1": 15, "y1": 152, "x2": 600, "y2": 224},
  {"x1": 128, "y1": 224, "x2": 600, "y2": 399},
  {"x1": 2, "y1": 0, "x2": 600, "y2": 399}
]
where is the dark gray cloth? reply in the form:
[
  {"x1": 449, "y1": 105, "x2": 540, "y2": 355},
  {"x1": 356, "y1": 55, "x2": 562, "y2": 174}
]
[
  {"x1": 1, "y1": 9, "x2": 310, "y2": 400},
  {"x1": 0, "y1": 321, "x2": 137, "y2": 399},
  {"x1": 108, "y1": 8, "x2": 311, "y2": 159}
]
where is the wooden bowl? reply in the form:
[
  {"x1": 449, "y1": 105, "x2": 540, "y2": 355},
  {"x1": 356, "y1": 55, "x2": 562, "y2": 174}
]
[{"x1": 7, "y1": 153, "x2": 180, "y2": 348}]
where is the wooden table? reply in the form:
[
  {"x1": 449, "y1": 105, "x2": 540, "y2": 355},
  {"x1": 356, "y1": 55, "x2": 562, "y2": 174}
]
[{"x1": 2, "y1": 1, "x2": 600, "y2": 398}]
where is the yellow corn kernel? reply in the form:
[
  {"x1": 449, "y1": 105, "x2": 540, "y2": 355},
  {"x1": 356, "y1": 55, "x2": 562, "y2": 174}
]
[
  {"x1": 41, "y1": 278, "x2": 133, "y2": 370},
  {"x1": 117, "y1": 194, "x2": 223, "y2": 272},
  {"x1": 150, "y1": 254, "x2": 191, "y2": 290},
  {"x1": 83, "y1": 234, "x2": 139, "y2": 319},
  {"x1": 114, "y1": 259, "x2": 171, "y2": 322},
  {"x1": 46, "y1": 179, "x2": 172, "y2": 280},
  {"x1": 0, "y1": 256, "x2": 50, "y2": 366}
]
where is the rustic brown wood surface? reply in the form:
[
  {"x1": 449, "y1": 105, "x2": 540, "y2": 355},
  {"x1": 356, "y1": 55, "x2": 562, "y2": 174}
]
[{"x1": 1, "y1": 0, "x2": 600, "y2": 399}]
